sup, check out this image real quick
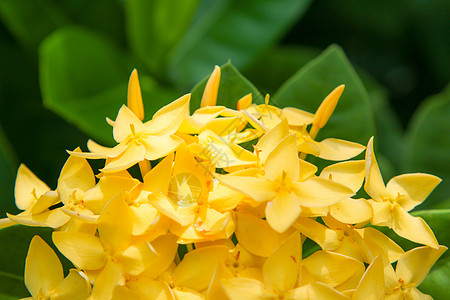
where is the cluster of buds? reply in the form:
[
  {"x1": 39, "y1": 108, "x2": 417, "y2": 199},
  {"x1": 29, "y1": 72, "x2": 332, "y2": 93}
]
[{"x1": 1, "y1": 66, "x2": 445, "y2": 300}]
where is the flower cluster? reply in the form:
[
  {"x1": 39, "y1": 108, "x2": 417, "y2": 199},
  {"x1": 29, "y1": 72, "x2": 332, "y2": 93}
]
[{"x1": 1, "y1": 67, "x2": 446, "y2": 300}]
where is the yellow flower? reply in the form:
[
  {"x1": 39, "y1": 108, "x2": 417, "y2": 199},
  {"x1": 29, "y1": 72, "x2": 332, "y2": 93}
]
[
  {"x1": 23, "y1": 235, "x2": 91, "y2": 300},
  {"x1": 217, "y1": 133, "x2": 354, "y2": 233},
  {"x1": 364, "y1": 137, "x2": 441, "y2": 248}
]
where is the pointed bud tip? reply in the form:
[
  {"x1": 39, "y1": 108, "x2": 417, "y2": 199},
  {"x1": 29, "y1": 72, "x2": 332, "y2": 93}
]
[
  {"x1": 313, "y1": 84, "x2": 345, "y2": 129},
  {"x1": 201, "y1": 66, "x2": 221, "y2": 107},
  {"x1": 127, "y1": 69, "x2": 144, "y2": 121}
]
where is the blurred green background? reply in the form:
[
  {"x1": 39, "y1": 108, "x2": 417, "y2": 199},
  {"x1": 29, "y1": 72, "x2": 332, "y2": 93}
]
[{"x1": 0, "y1": 1, "x2": 449, "y2": 299}]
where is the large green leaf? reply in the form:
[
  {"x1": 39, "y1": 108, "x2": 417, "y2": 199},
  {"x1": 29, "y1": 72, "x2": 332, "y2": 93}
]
[
  {"x1": 0, "y1": 0, "x2": 69, "y2": 50},
  {"x1": 0, "y1": 124, "x2": 18, "y2": 215},
  {"x1": 273, "y1": 45, "x2": 376, "y2": 146},
  {"x1": 169, "y1": 0, "x2": 312, "y2": 88},
  {"x1": 419, "y1": 254, "x2": 449, "y2": 299},
  {"x1": 0, "y1": 225, "x2": 72, "y2": 300},
  {"x1": 190, "y1": 61, "x2": 262, "y2": 111},
  {"x1": 39, "y1": 26, "x2": 130, "y2": 144},
  {"x1": 404, "y1": 85, "x2": 450, "y2": 209},
  {"x1": 124, "y1": 0, "x2": 199, "y2": 75}
]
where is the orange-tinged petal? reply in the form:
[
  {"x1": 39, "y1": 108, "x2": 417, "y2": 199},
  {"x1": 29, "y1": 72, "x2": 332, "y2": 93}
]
[
  {"x1": 141, "y1": 135, "x2": 183, "y2": 161},
  {"x1": 53, "y1": 231, "x2": 106, "y2": 270},
  {"x1": 113, "y1": 105, "x2": 145, "y2": 143},
  {"x1": 263, "y1": 232, "x2": 301, "y2": 293},
  {"x1": 391, "y1": 204, "x2": 439, "y2": 248},
  {"x1": 237, "y1": 93, "x2": 252, "y2": 110},
  {"x1": 255, "y1": 118, "x2": 289, "y2": 163},
  {"x1": 235, "y1": 211, "x2": 294, "y2": 257},
  {"x1": 145, "y1": 94, "x2": 191, "y2": 136},
  {"x1": 25, "y1": 236, "x2": 64, "y2": 298},
  {"x1": 265, "y1": 190, "x2": 301, "y2": 233},
  {"x1": 364, "y1": 137, "x2": 390, "y2": 201},
  {"x1": 352, "y1": 255, "x2": 385, "y2": 300},
  {"x1": 317, "y1": 138, "x2": 365, "y2": 161},
  {"x1": 51, "y1": 269, "x2": 91, "y2": 300},
  {"x1": 127, "y1": 69, "x2": 144, "y2": 121},
  {"x1": 313, "y1": 84, "x2": 345, "y2": 129},
  {"x1": 320, "y1": 160, "x2": 365, "y2": 193},
  {"x1": 172, "y1": 245, "x2": 229, "y2": 291},
  {"x1": 101, "y1": 142, "x2": 146, "y2": 173},
  {"x1": 143, "y1": 152, "x2": 174, "y2": 194},
  {"x1": 15, "y1": 164, "x2": 50, "y2": 210},
  {"x1": 282, "y1": 107, "x2": 314, "y2": 126},
  {"x1": 292, "y1": 177, "x2": 354, "y2": 207},
  {"x1": 329, "y1": 198, "x2": 373, "y2": 224},
  {"x1": 286, "y1": 282, "x2": 348, "y2": 300},
  {"x1": 201, "y1": 65, "x2": 221, "y2": 107},
  {"x1": 396, "y1": 245, "x2": 447, "y2": 286},
  {"x1": 302, "y1": 251, "x2": 363, "y2": 287},
  {"x1": 98, "y1": 193, "x2": 133, "y2": 251},
  {"x1": 293, "y1": 217, "x2": 341, "y2": 251},
  {"x1": 90, "y1": 259, "x2": 123, "y2": 300},
  {"x1": 216, "y1": 174, "x2": 276, "y2": 202},
  {"x1": 221, "y1": 277, "x2": 269, "y2": 300},
  {"x1": 386, "y1": 173, "x2": 441, "y2": 211},
  {"x1": 264, "y1": 134, "x2": 299, "y2": 182}
]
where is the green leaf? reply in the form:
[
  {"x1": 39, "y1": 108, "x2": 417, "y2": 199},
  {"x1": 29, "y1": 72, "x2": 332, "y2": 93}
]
[
  {"x1": 0, "y1": 225, "x2": 72, "y2": 300},
  {"x1": 169, "y1": 0, "x2": 312, "y2": 88},
  {"x1": 405, "y1": 85, "x2": 450, "y2": 209},
  {"x1": 39, "y1": 26, "x2": 130, "y2": 144},
  {"x1": 245, "y1": 46, "x2": 320, "y2": 95},
  {"x1": 419, "y1": 254, "x2": 449, "y2": 299},
  {"x1": 125, "y1": 0, "x2": 200, "y2": 75},
  {"x1": 0, "y1": 0, "x2": 69, "y2": 50},
  {"x1": 0, "y1": 124, "x2": 18, "y2": 215},
  {"x1": 190, "y1": 61, "x2": 262, "y2": 111},
  {"x1": 273, "y1": 45, "x2": 376, "y2": 146}
]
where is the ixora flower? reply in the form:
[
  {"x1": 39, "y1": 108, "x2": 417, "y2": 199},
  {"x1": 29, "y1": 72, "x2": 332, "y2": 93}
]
[{"x1": 3, "y1": 66, "x2": 446, "y2": 300}]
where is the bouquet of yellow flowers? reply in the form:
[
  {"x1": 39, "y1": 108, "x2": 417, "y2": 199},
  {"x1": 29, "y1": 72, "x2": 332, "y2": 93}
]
[{"x1": 1, "y1": 66, "x2": 445, "y2": 300}]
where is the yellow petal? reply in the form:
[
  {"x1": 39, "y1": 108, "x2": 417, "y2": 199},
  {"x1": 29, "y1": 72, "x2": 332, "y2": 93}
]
[
  {"x1": 360, "y1": 227, "x2": 404, "y2": 264},
  {"x1": 208, "y1": 182, "x2": 245, "y2": 212},
  {"x1": 201, "y1": 65, "x2": 221, "y2": 107},
  {"x1": 98, "y1": 193, "x2": 133, "y2": 251},
  {"x1": 146, "y1": 93, "x2": 191, "y2": 135},
  {"x1": 119, "y1": 240, "x2": 160, "y2": 276},
  {"x1": 396, "y1": 245, "x2": 447, "y2": 286},
  {"x1": 237, "y1": 93, "x2": 252, "y2": 110},
  {"x1": 368, "y1": 200, "x2": 393, "y2": 226},
  {"x1": 386, "y1": 173, "x2": 441, "y2": 211},
  {"x1": 404, "y1": 288, "x2": 433, "y2": 300},
  {"x1": 101, "y1": 142, "x2": 146, "y2": 173},
  {"x1": 172, "y1": 286, "x2": 205, "y2": 300},
  {"x1": 143, "y1": 152, "x2": 174, "y2": 194},
  {"x1": 148, "y1": 193, "x2": 196, "y2": 226},
  {"x1": 255, "y1": 118, "x2": 289, "y2": 163},
  {"x1": 172, "y1": 245, "x2": 229, "y2": 291},
  {"x1": 320, "y1": 160, "x2": 365, "y2": 193},
  {"x1": 215, "y1": 174, "x2": 276, "y2": 203},
  {"x1": 235, "y1": 211, "x2": 294, "y2": 257},
  {"x1": 286, "y1": 282, "x2": 348, "y2": 300},
  {"x1": 141, "y1": 135, "x2": 183, "y2": 161},
  {"x1": 25, "y1": 236, "x2": 64, "y2": 298},
  {"x1": 90, "y1": 259, "x2": 123, "y2": 300},
  {"x1": 352, "y1": 255, "x2": 385, "y2": 300},
  {"x1": 112, "y1": 277, "x2": 171, "y2": 300},
  {"x1": 58, "y1": 149, "x2": 95, "y2": 202},
  {"x1": 317, "y1": 138, "x2": 365, "y2": 161},
  {"x1": 265, "y1": 191, "x2": 301, "y2": 233},
  {"x1": 364, "y1": 137, "x2": 390, "y2": 201},
  {"x1": 282, "y1": 107, "x2": 314, "y2": 126},
  {"x1": 8, "y1": 208, "x2": 70, "y2": 228},
  {"x1": 329, "y1": 198, "x2": 373, "y2": 224},
  {"x1": 51, "y1": 269, "x2": 91, "y2": 300},
  {"x1": 53, "y1": 231, "x2": 106, "y2": 270},
  {"x1": 206, "y1": 261, "x2": 233, "y2": 300},
  {"x1": 264, "y1": 134, "x2": 299, "y2": 182},
  {"x1": 15, "y1": 164, "x2": 50, "y2": 210},
  {"x1": 292, "y1": 177, "x2": 354, "y2": 207},
  {"x1": 293, "y1": 217, "x2": 341, "y2": 251},
  {"x1": 127, "y1": 69, "x2": 144, "y2": 121},
  {"x1": 30, "y1": 191, "x2": 59, "y2": 215},
  {"x1": 221, "y1": 277, "x2": 269, "y2": 300},
  {"x1": 302, "y1": 251, "x2": 364, "y2": 287},
  {"x1": 263, "y1": 232, "x2": 301, "y2": 292},
  {"x1": 113, "y1": 105, "x2": 145, "y2": 143},
  {"x1": 392, "y1": 204, "x2": 439, "y2": 248},
  {"x1": 130, "y1": 203, "x2": 160, "y2": 235},
  {"x1": 141, "y1": 234, "x2": 178, "y2": 279},
  {"x1": 298, "y1": 159, "x2": 318, "y2": 181}
]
